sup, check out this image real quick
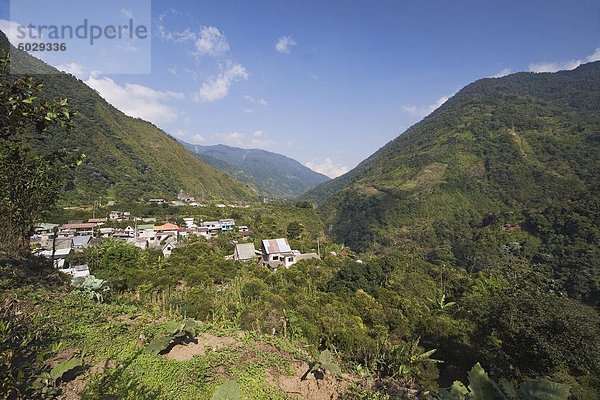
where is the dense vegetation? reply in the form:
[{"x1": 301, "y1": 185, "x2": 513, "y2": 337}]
[
  {"x1": 0, "y1": 31, "x2": 258, "y2": 203},
  {"x1": 182, "y1": 142, "x2": 330, "y2": 199},
  {"x1": 1, "y1": 25, "x2": 599, "y2": 400},
  {"x1": 305, "y1": 62, "x2": 600, "y2": 309}
]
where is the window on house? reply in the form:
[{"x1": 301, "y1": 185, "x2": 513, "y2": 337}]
[
  {"x1": 272, "y1": 256, "x2": 279, "y2": 260},
  {"x1": 288, "y1": 257, "x2": 294, "y2": 262}
]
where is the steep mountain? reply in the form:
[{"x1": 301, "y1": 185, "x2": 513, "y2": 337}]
[
  {"x1": 181, "y1": 142, "x2": 330, "y2": 199},
  {"x1": 306, "y1": 62, "x2": 600, "y2": 303},
  {"x1": 0, "y1": 31, "x2": 258, "y2": 203}
]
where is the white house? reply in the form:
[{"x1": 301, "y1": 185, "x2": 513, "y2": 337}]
[
  {"x1": 260, "y1": 238, "x2": 297, "y2": 270},
  {"x1": 219, "y1": 219, "x2": 236, "y2": 231},
  {"x1": 162, "y1": 241, "x2": 182, "y2": 258}
]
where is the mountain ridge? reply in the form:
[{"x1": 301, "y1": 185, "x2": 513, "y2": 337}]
[
  {"x1": 180, "y1": 141, "x2": 330, "y2": 199},
  {"x1": 0, "y1": 30, "x2": 258, "y2": 203},
  {"x1": 305, "y1": 61, "x2": 600, "y2": 304}
]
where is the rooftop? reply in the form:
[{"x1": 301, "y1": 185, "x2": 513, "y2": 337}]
[{"x1": 262, "y1": 238, "x2": 292, "y2": 254}]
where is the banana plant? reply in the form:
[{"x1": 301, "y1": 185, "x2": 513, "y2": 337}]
[{"x1": 438, "y1": 363, "x2": 570, "y2": 400}]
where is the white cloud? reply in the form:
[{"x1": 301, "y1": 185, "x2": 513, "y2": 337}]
[
  {"x1": 56, "y1": 62, "x2": 85, "y2": 78},
  {"x1": 0, "y1": 19, "x2": 41, "y2": 44},
  {"x1": 158, "y1": 24, "x2": 229, "y2": 59},
  {"x1": 190, "y1": 134, "x2": 206, "y2": 144},
  {"x1": 85, "y1": 72, "x2": 184, "y2": 125},
  {"x1": 492, "y1": 68, "x2": 512, "y2": 78},
  {"x1": 529, "y1": 47, "x2": 600, "y2": 73},
  {"x1": 275, "y1": 36, "x2": 297, "y2": 54},
  {"x1": 213, "y1": 130, "x2": 275, "y2": 149},
  {"x1": 121, "y1": 9, "x2": 133, "y2": 18},
  {"x1": 305, "y1": 159, "x2": 348, "y2": 178},
  {"x1": 196, "y1": 63, "x2": 248, "y2": 102},
  {"x1": 403, "y1": 95, "x2": 451, "y2": 119},
  {"x1": 195, "y1": 26, "x2": 229, "y2": 57},
  {"x1": 117, "y1": 42, "x2": 138, "y2": 53},
  {"x1": 244, "y1": 95, "x2": 267, "y2": 106}
]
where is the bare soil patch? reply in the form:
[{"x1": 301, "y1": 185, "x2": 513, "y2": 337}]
[
  {"x1": 165, "y1": 333, "x2": 242, "y2": 361},
  {"x1": 268, "y1": 361, "x2": 353, "y2": 400}
]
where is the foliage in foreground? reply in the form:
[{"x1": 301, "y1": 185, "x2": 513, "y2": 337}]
[{"x1": 439, "y1": 363, "x2": 570, "y2": 400}]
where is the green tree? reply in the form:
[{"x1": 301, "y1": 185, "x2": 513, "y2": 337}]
[
  {"x1": 0, "y1": 54, "x2": 77, "y2": 256},
  {"x1": 287, "y1": 221, "x2": 303, "y2": 239}
]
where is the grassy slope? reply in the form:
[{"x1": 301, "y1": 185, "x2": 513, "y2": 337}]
[
  {"x1": 0, "y1": 31, "x2": 258, "y2": 203},
  {"x1": 305, "y1": 62, "x2": 600, "y2": 252}
]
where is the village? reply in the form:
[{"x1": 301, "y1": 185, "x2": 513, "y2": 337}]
[{"x1": 31, "y1": 201, "x2": 321, "y2": 281}]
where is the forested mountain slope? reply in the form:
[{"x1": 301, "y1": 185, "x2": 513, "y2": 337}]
[
  {"x1": 0, "y1": 31, "x2": 258, "y2": 203},
  {"x1": 181, "y1": 142, "x2": 330, "y2": 199},
  {"x1": 307, "y1": 62, "x2": 600, "y2": 304}
]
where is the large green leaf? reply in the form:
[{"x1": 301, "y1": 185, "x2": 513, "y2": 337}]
[
  {"x1": 321, "y1": 361, "x2": 341, "y2": 375},
  {"x1": 439, "y1": 381, "x2": 468, "y2": 400},
  {"x1": 467, "y1": 363, "x2": 497, "y2": 400},
  {"x1": 518, "y1": 379, "x2": 570, "y2": 400},
  {"x1": 318, "y1": 350, "x2": 333, "y2": 364},
  {"x1": 50, "y1": 358, "x2": 82, "y2": 381},
  {"x1": 211, "y1": 380, "x2": 242, "y2": 400},
  {"x1": 145, "y1": 336, "x2": 173, "y2": 355}
]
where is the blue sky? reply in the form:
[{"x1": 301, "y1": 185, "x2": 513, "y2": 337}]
[{"x1": 1, "y1": 0, "x2": 599, "y2": 177}]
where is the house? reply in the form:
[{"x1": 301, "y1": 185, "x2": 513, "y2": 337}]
[
  {"x1": 87, "y1": 218, "x2": 107, "y2": 224},
  {"x1": 234, "y1": 243, "x2": 259, "y2": 262},
  {"x1": 201, "y1": 221, "x2": 222, "y2": 237},
  {"x1": 99, "y1": 227, "x2": 114, "y2": 237},
  {"x1": 127, "y1": 237, "x2": 149, "y2": 250},
  {"x1": 59, "y1": 264, "x2": 90, "y2": 280},
  {"x1": 162, "y1": 242, "x2": 182, "y2": 258},
  {"x1": 72, "y1": 235, "x2": 93, "y2": 249},
  {"x1": 154, "y1": 223, "x2": 180, "y2": 241},
  {"x1": 109, "y1": 211, "x2": 130, "y2": 221},
  {"x1": 201, "y1": 221, "x2": 221, "y2": 230},
  {"x1": 182, "y1": 217, "x2": 196, "y2": 228},
  {"x1": 237, "y1": 226, "x2": 251, "y2": 239},
  {"x1": 58, "y1": 222, "x2": 97, "y2": 237},
  {"x1": 194, "y1": 227, "x2": 212, "y2": 239},
  {"x1": 137, "y1": 224, "x2": 156, "y2": 239},
  {"x1": 35, "y1": 223, "x2": 58, "y2": 236},
  {"x1": 154, "y1": 223, "x2": 180, "y2": 235},
  {"x1": 40, "y1": 247, "x2": 72, "y2": 269},
  {"x1": 260, "y1": 238, "x2": 297, "y2": 269},
  {"x1": 149, "y1": 198, "x2": 165, "y2": 205},
  {"x1": 219, "y1": 219, "x2": 236, "y2": 231}
]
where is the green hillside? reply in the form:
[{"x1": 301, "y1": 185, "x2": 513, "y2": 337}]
[
  {"x1": 181, "y1": 142, "x2": 330, "y2": 199},
  {"x1": 0, "y1": 31, "x2": 258, "y2": 203},
  {"x1": 307, "y1": 62, "x2": 600, "y2": 304}
]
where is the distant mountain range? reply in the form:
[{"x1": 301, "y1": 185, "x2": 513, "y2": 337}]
[
  {"x1": 0, "y1": 31, "x2": 258, "y2": 203},
  {"x1": 180, "y1": 142, "x2": 330, "y2": 199}
]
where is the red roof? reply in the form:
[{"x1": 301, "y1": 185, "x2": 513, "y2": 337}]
[{"x1": 154, "y1": 223, "x2": 180, "y2": 231}]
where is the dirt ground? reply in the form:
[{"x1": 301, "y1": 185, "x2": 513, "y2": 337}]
[
  {"x1": 267, "y1": 361, "x2": 353, "y2": 400},
  {"x1": 165, "y1": 333, "x2": 242, "y2": 361}
]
